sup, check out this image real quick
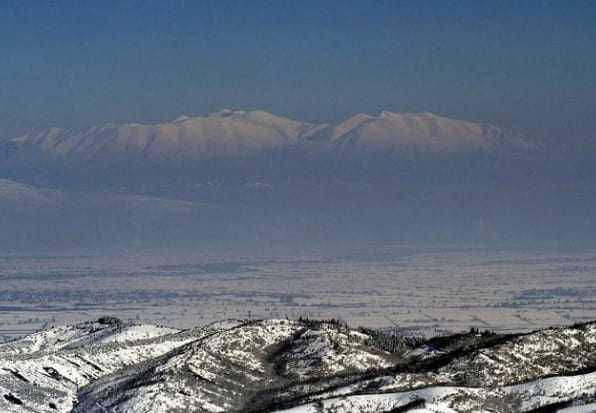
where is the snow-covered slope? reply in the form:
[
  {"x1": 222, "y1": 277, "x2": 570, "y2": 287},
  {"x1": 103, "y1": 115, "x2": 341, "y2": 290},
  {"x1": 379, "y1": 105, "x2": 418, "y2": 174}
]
[
  {"x1": 270, "y1": 372, "x2": 596, "y2": 413},
  {"x1": 1, "y1": 110, "x2": 324, "y2": 162},
  {"x1": 0, "y1": 110, "x2": 532, "y2": 163},
  {"x1": 0, "y1": 318, "x2": 235, "y2": 413},
  {"x1": 329, "y1": 111, "x2": 530, "y2": 156},
  {"x1": 1, "y1": 319, "x2": 594, "y2": 413},
  {"x1": 75, "y1": 319, "x2": 300, "y2": 413}
]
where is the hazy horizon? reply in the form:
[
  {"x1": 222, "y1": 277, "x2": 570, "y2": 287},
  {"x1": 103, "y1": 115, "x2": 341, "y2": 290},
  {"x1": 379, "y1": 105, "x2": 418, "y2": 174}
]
[
  {"x1": 2, "y1": 2, "x2": 595, "y2": 256},
  {"x1": 1, "y1": 1, "x2": 595, "y2": 144}
]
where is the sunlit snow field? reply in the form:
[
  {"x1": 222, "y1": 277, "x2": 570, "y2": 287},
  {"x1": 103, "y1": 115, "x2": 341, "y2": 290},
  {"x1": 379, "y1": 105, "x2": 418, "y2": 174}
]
[{"x1": 0, "y1": 246, "x2": 595, "y2": 341}]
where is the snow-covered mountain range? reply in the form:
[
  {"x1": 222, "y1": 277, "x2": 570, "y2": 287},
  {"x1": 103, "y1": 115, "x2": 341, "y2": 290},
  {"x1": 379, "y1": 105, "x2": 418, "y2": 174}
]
[
  {"x1": 0, "y1": 111, "x2": 590, "y2": 251},
  {"x1": 1, "y1": 318, "x2": 595, "y2": 412},
  {"x1": 0, "y1": 110, "x2": 533, "y2": 162}
]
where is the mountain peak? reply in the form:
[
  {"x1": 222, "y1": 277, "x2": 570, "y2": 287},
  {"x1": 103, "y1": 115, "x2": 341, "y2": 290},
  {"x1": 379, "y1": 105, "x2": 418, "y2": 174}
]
[
  {"x1": 210, "y1": 108, "x2": 246, "y2": 117},
  {"x1": 172, "y1": 115, "x2": 191, "y2": 123},
  {"x1": 0, "y1": 109, "x2": 532, "y2": 162},
  {"x1": 329, "y1": 110, "x2": 512, "y2": 155}
]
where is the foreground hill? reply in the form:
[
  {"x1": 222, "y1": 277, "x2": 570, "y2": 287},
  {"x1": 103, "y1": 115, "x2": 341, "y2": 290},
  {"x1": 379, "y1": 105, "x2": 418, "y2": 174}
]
[{"x1": 0, "y1": 318, "x2": 595, "y2": 412}]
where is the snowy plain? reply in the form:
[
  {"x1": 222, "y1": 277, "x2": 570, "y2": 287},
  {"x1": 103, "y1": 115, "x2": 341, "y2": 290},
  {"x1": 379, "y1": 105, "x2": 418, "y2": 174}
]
[{"x1": 0, "y1": 246, "x2": 594, "y2": 341}]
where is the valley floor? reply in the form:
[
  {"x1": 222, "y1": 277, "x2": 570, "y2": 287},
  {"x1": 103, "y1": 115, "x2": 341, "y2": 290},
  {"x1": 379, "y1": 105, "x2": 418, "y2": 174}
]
[{"x1": 0, "y1": 246, "x2": 595, "y2": 342}]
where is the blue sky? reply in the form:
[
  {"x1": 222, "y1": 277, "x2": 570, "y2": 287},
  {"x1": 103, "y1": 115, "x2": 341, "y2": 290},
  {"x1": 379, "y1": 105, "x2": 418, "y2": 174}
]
[{"x1": 1, "y1": 0, "x2": 595, "y2": 143}]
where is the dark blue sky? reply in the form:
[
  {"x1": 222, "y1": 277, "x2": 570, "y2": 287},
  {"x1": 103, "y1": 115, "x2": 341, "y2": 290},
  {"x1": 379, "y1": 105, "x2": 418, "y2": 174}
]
[{"x1": 1, "y1": 0, "x2": 595, "y2": 143}]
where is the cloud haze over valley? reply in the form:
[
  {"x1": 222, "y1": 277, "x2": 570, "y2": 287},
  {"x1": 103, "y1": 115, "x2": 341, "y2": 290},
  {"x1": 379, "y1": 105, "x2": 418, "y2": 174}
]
[
  {"x1": 0, "y1": 109, "x2": 593, "y2": 252},
  {"x1": 1, "y1": 0, "x2": 594, "y2": 253}
]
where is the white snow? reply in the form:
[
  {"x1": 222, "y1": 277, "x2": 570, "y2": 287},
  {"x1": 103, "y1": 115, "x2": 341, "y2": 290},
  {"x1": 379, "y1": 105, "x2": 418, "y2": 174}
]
[
  {"x1": 1, "y1": 319, "x2": 595, "y2": 413},
  {"x1": 1, "y1": 110, "x2": 530, "y2": 162}
]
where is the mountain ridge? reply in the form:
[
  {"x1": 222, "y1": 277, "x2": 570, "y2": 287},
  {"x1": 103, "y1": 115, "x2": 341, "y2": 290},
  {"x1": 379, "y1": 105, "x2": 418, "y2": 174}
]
[
  {"x1": 0, "y1": 110, "x2": 534, "y2": 163},
  {"x1": 0, "y1": 318, "x2": 595, "y2": 413}
]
